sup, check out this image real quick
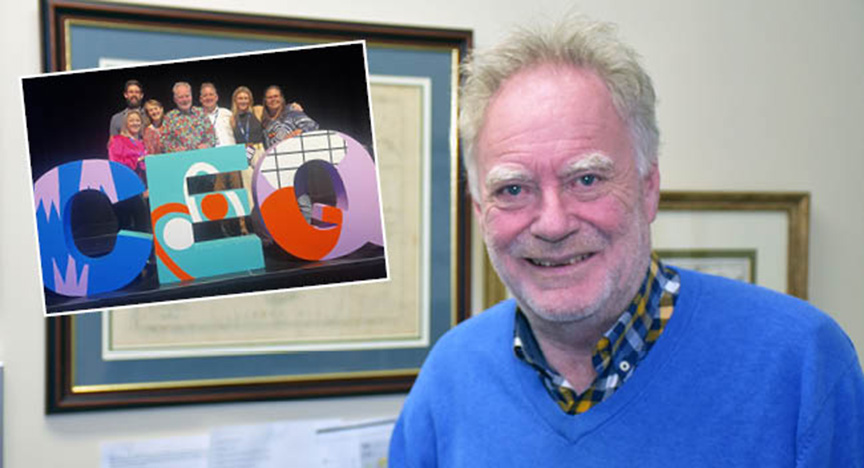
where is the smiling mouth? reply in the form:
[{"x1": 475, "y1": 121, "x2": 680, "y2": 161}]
[{"x1": 527, "y1": 252, "x2": 594, "y2": 267}]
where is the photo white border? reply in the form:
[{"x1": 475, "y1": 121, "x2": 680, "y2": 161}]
[{"x1": 22, "y1": 40, "x2": 390, "y2": 317}]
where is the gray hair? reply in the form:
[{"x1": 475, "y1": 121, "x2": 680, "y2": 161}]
[
  {"x1": 460, "y1": 15, "x2": 658, "y2": 200},
  {"x1": 172, "y1": 81, "x2": 192, "y2": 95}
]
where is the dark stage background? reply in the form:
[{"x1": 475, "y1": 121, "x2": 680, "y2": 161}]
[
  {"x1": 23, "y1": 42, "x2": 373, "y2": 181},
  {"x1": 22, "y1": 42, "x2": 384, "y2": 313}
]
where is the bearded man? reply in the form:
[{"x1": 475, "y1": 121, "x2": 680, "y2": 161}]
[{"x1": 109, "y1": 79, "x2": 148, "y2": 138}]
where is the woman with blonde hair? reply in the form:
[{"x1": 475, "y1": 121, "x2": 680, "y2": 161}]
[
  {"x1": 230, "y1": 86, "x2": 264, "y2": 146},
  {"x1": 108, "y1": 109, "x2": 147, "y2": 182}
]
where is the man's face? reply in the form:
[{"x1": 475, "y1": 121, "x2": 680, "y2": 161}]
[
  {"x1": 174, "y1": 85, "x2": 193, "y2": 112},
  {"x1": 200, "y1": 85, "x2": 219, "y2": 112},
  {"x1": 124, "y1": 85, "x2": 143, "y2": 108},
  {"x1": 265, "y1": 88, "x2": 284, "y2": 113},
  {"x1": 474, "y1": 64, "x2": 660, "y2": 324}
]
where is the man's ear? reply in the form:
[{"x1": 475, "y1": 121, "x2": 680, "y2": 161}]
[{"x1": 642, "y1": 163, "x2": 661, "y2": 223}]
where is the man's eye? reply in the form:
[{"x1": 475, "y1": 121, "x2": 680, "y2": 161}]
[
  {"x1": 495, "y1": 184, "x2": 524, "y2": 198},
  {"x1": 579, "y1": 174, "x2": 598, "y2": 186},
  {"x1": 500, "y1": 185, "x2": 522, "y2": 196},
  {"x1": 490, "y1": 183, "x2": 532, "y2": 209}
]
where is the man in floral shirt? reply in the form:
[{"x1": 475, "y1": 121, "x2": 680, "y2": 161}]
[{"x1": 161, "y1": 81, "x2": 216, "y2": 153}]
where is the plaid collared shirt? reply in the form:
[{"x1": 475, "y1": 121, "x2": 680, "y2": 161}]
[{"x1": 513, "y1": 255, "x2": 680, "y2": 414}]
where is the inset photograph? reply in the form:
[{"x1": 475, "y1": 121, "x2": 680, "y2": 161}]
[{"x1": 22, "y1": 41, "x2": 387, "y2": 316}]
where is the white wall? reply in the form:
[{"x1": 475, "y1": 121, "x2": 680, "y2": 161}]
[{"x1": 2, "y1": 0, "x2": 862, "y2": 465}]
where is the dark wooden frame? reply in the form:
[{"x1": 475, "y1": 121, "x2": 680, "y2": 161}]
[
  {"x1": 43, "y1": 0, "x2": 473, "y2": 413},
  {"x1": 41, "y1": 0, "x2": 473, "y2": 72},
  {"x1": 484, "y1": 191, "x2": 811, "y2": 307}
]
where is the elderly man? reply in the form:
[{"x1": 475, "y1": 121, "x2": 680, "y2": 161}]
[
  {"x1": 199, "y1": 82, "x2": 236, "y2": 147},
  {"x1": 109, "y1": 79, "x2": 148, "y2": 138},
  {"x1": 390, "y1": 16, "x2": 864, "y2": 466},
  {"x1": 161, "y1": 81, "x2": 216, "y2": 153}
]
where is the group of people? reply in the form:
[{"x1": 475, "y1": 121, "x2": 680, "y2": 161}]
[{"x1": 107, "y1": 79, "x2": 320, "y2": 183}]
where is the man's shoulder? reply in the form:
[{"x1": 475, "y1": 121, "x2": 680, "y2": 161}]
[
  {"x1": 678, "y1": 268, "x2": 855, "y2": 362},
  {"x1": 682, "y1": 268, "x2": 830, "y2": 321},
  {"x1": 423, "y1": 300, "x2": 516, "y2": 369},
  {"x1": 407, "y1": 300, "x2": 517, "y2": 407},
  {"x1": 109, "y1": 110, "x2": 126, "y2": 130}
]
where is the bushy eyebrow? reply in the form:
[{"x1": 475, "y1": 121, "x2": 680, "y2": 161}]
[
  {"x1": 558, "y1": 153, "x2": 614, "y2": 179},
  {"x1": 484, "y1": 164, "x2": 534, "y2": 191}
]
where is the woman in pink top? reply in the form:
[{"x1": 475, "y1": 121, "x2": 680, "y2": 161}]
[{"x1": 108, "y1": 109, "x2": 147, "y2": 182}]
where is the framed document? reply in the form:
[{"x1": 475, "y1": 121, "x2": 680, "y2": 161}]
[
  {"x1": 653, "y1": 249, "x2": 757, "y2": 284},
  {"x1": 43, "y1": 0, "x2": 473, "y2": 412},
  {"x1": 484, "y1": 191, "x2": 810, "y2": 307},
  {"x1": 654, "y1": 191, "x2": 809, "y2": 299}
]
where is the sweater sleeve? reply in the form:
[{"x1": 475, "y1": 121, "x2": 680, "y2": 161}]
[
  {"x1": 291, "y1": 110, "x2": 319, "y2": 133},
  {"x1": 390, "y1": 334, "x2": 452, "y2": 468},
  {"x1": 796, "y1": 356, "x2": 864, "y2": 467},
  {"x1": 389, "y1": 384, "x2": 438, "y2": 468}
]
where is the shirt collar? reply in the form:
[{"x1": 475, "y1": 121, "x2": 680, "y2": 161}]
[{"x1": 514, "y1": 254, "x2": 680, "y2": 388}]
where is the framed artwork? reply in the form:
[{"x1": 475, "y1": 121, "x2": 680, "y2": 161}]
[
  {"x1": 484, "y1": 191, "x2": 810, "y2": 308},
  {"x1": 43, "y1": 0, "x2": 473, "y2": 412},
  {"x1": 653, "y1": 249, "x2": 757, "y2": 284}
]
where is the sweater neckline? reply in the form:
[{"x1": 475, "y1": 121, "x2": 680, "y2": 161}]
[{"x1": 511, "y1": 267, "x2": 702, "y2": 444}]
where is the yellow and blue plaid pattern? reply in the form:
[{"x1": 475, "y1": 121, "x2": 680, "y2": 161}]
[{"x1": 514, "y1": 255, "x2": 680, "y2": 414}]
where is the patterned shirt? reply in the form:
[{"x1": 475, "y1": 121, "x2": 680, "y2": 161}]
[
  {"x1": 161, "y1": 106, "x2": 216, "y2": 153},
  {"x1": 263, "y1": 109, "x2": 319, "y2": 149},
  {"x1": 514, "y1": 255, "x2": 680, "y2": 414},
  {"x1": 142, "y1": 124, "x2": 164, "y2": 155}
]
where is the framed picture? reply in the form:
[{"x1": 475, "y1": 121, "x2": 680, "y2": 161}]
[
  {"x1": 483, "y1": 191, "x2": 810, "y2": 308},
  {"x1": 43, "y1": 0, "x2": 473, "y2": 412},
  {"x1": 653, "y1": 249, "x2": 757, "y2": 284}
]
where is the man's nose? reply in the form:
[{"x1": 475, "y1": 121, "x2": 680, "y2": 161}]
[{"x1": 529, "y1": 189, "x2": 575, "y2": 243}]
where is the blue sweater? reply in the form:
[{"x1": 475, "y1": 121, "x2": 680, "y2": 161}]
[{"x1": 390, "y1": 269, "x2": 864, "y2": 466}]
